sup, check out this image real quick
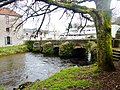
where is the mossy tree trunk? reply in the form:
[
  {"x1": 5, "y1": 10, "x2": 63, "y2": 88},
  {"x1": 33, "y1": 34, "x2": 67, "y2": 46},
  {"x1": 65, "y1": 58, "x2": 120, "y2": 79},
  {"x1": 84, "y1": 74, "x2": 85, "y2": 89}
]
[{"x1": 93, "y1": 0, "x2": 115, "y2": 71}]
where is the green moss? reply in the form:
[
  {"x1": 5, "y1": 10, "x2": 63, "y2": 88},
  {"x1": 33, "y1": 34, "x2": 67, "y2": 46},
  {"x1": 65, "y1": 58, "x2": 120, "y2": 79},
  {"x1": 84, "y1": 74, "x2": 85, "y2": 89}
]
[
  {"x1": 32, "y1": 48, "x2": 40, "y2": 52},
  {"x1": 91, "y1": 49, "x2": 97, "y2": 63},
  {"x1": 103, "y1": 10, "x2": 115, "y2": 71},
  {"x1": 86, "y1": 41, "x2": 93, "y2": 52},
  {"x1": 93, "y1": 9, "x2": 115, "y2": 71},
  {"x1": 91, "y1": 73, "x2": 99, "y2": 78},
  {"x1": 59, "y1": 41, "x2": 74, "y2": 58},
  {"x1": 42, "y1": 42, "x2": 54, "y2": 56},
  {"x1": 47, "y1": 0, "x2": 94, "y2": 15},
  {"x1": 32, "y1": 42, "x2": 42, "y2": 53}
]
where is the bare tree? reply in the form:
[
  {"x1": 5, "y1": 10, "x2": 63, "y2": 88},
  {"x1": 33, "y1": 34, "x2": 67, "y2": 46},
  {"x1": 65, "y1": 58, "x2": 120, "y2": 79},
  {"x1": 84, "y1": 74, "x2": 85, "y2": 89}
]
[{"x1": 1, "y1": 0, "x2": 119, "y2": 71}]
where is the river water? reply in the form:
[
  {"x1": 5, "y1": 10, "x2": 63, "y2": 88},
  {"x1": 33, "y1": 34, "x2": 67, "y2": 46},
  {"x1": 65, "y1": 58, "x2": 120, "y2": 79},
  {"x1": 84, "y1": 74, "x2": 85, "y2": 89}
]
[{"x1": 0, "y1": 53, "x2": 75, "y2": 90}]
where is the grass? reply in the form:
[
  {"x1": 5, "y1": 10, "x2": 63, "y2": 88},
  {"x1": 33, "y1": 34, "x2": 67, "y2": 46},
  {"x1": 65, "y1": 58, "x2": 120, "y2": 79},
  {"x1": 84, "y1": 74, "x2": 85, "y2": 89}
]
[
  {"x1": 0, "y1": 45, "x2": 28, "y2": 57},
  {"x1": 23, "y1": 64, "x2": 101, "y2": 90},
  {"x1": 91, "y1": 73, "x2": 99, "y2": 78},
  {"x1": 0, "y1": 85, "x2": 5, "y2": 90}
]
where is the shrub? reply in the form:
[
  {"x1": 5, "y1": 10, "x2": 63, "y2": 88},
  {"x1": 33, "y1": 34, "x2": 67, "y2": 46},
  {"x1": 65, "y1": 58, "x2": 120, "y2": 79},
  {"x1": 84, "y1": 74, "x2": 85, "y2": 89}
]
[
  {"x1": 59, "y1": 41, "x2": 74, "y2": 58},
  {"x1": 42, "y1": 42, "x2": 54, "y2": 56},
  {"x1": 25, "y1": 41, "x2": 35, "y2": 51}
]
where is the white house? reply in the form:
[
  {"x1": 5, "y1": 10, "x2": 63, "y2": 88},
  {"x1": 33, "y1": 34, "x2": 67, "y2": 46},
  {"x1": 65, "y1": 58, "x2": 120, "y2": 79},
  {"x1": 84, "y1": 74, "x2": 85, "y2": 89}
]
[
  {"x1": 111, "y1": 16, "x2": 120, "y2": 38},
  {"x1": 24, "y1": 28, "x2": 60, "y2": 40},
  {"x1": 112, "y1": 24, "x2": 120, "y2": 38},
  {"x1": 23, "y1": 28, "x2": 37, "y2": 40},
  {"x1": 59, "y1": 24, "x2": 120, "y2": 40},
  {"x1": 59, "y1": 26, "x2": 96, "y2": 40},
  {"x1": 0, "y1": 8, "x2": 23, "y2": 47},
  {"x1": 23, "y1": 28, "x2": 49, "y2": 40}
]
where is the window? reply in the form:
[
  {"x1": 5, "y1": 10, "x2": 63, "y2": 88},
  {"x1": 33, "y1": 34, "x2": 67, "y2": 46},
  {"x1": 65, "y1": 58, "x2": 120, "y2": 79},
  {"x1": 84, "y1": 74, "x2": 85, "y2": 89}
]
[
  {"x1": 6, "y1": 15, "x2": 9, "y2": 25},
  {"x1": 7, "y1": 36, "x2": 10, "y2": 44},
  {"x1": 26, "y1": 33, "x2": 28, "y2": 35},
  {"x1": 5, "y1": 36, "x2": 12, "y2": 45},
  {"x1": 6, "y1": 28, "x2": 10, "y2": 32}
]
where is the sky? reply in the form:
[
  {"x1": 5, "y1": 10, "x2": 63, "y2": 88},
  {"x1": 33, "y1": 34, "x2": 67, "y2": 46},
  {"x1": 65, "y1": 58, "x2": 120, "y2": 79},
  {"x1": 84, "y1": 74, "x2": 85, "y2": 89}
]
[{"x1": 22, "y1": 0, "x2": 120, "y2": 34}]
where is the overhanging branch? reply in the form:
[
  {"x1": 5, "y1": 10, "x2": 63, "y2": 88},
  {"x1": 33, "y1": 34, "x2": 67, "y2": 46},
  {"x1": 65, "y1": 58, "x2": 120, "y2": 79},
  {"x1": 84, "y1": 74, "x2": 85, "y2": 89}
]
[
  {"x1": 14, "y1": 6, "x2": 58, "y2": 31},
  {"x1": 80, "y1": 18, "x2": 87, "y2": 32},
  {"x1": 36, "y1": 5, "x2": 51, "y2": 36},
  {"x1": 0, "y1": 0, "x2": 17, "y2": 7},
  {"x1": 36, "y1": 0, "x2": 95, "y2": 14},
  {"x1": 67, "y1": 13, "x2": 75, "y2": 35}
]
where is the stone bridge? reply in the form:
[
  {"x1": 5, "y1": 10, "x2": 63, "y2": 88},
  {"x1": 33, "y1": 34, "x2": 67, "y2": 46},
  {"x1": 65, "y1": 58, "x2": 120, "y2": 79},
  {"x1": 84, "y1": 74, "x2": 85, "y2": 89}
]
[
  {"x1": 39, "y1": 39, "x2": 97, "y2": 48},
  {"x1": 32, "y1": 39, "x2": 120, "y2": 48}
]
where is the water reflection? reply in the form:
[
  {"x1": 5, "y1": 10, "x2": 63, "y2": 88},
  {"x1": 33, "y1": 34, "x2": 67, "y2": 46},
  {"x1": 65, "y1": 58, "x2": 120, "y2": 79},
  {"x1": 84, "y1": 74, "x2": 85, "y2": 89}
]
[
  {"x1": 0, "y1": 54, "x2": 25, "y2": 90},
  {"x1": 0, "y1": 53, "x2": 73, "y2": 90}
]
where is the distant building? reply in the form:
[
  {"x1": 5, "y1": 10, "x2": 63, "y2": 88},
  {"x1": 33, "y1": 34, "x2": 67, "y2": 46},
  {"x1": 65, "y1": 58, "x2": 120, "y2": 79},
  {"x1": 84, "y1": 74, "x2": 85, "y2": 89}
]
[
  {"x1": 24, "y1": 28, "x2": 49, "y2": 40},
  {"x1": 59, "y1": 23, "x2": 120, "y2": 40},
  {"x1": 24, "y1": 28, "x2": 60, "y2": 40},
  {"x1": 59, "y1": 27, "x2": 96, "y2": 40},
  {"x1": 0, "y1": 8, "x2": 23, "y2": 47},
  {"x1": 112, "y1": 16, "x2": 120, "y2": 38},
  {"x1": 23, "y1": 28, "x2": 37, "y2": 40},
  {"x1": 112, "y1": 25, "x2": 120, "y2": 38},
  {"x1": 45, "y1": 30, "x2": 60, "y2": 40}
]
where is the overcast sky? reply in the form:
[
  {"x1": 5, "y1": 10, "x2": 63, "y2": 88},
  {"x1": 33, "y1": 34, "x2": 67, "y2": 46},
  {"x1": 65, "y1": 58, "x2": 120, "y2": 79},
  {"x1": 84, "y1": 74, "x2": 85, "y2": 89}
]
[{"x1": 22, "y1": 0, "x2": 120, "y2": 33}]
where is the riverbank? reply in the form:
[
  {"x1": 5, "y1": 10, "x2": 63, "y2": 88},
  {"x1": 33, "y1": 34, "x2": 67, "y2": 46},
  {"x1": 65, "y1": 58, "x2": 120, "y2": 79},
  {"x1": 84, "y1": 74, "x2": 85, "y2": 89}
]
[
  {"x1": 0, "y1": 45, "x2": 28, "y2": 57},
  {"x1": 17, "y1": 61, "x2": 120, "y2": 90}
]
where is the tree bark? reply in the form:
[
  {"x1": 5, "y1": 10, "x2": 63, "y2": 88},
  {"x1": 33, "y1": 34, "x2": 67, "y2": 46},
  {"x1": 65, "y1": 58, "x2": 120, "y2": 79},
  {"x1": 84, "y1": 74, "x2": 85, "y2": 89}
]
[{"x1": 94, "y1": 0, "x2": 115, "y2": 71}]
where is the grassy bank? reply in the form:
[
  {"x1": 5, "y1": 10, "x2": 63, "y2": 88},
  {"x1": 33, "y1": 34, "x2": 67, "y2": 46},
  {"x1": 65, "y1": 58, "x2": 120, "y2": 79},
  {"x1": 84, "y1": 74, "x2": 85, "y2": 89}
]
[
  {"x1": 0, "y1": 45, "x2": 28, "y2": 57},
  {"x1": 21, "y1": 64, "x2": 101, "y2": 90},
  {"x1": 19, "y1": 61, "x2": 120, "y2": 90},
  {"x1": 0, "y1": 85, "x2": 5, "y2": 90}
]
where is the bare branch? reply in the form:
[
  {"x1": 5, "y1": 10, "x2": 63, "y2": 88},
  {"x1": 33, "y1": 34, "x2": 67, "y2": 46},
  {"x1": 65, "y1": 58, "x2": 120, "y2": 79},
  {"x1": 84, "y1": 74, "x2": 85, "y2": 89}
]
[
  {"x1": 36, "y1": 0, "x2": 95, "y2": 14},
  {"x1": 0, "y1": 0, "x2": 17, "y2": 7},
  {"x1": 59, "y1": 9, "x2": 67, "y2": 20},
  {"x1": 80, "y1": 18, "x2": 87, "y2": 32},
  {"x1": 36, "y1": 5, "x2": 51, "y2": 36},
  {"x1": 75, "y1": 0, "x2": 95, "y2": 4},
  {"x1": 81, "y1": 14, "x2": 93, "y2": 21},
  {"x1": 66, "y1": 12, "x2": 75, "y2": 35},
  {"x1": 14, "y1": 6, "x2": 58, "y2": 31}
]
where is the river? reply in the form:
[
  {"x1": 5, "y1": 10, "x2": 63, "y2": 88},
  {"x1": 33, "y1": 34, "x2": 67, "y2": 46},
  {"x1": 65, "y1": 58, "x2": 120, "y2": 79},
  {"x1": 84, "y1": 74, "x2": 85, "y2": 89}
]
[{"x1": 0, "y1": 52, "x2": 75, "y2": 90}]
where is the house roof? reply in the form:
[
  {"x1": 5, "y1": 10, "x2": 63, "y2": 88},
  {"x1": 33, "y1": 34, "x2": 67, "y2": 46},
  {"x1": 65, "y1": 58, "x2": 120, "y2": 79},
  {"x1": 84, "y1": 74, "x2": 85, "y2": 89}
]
[{"x1": 0, "y1": 8, "x2": 20, "y2": 16}]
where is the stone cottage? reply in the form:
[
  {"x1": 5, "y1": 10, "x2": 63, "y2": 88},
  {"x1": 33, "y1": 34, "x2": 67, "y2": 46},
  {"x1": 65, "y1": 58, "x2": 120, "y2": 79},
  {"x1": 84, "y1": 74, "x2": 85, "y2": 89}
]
[{"x1": 0, "y1": 8, "x2": 23, "y2": 47}]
